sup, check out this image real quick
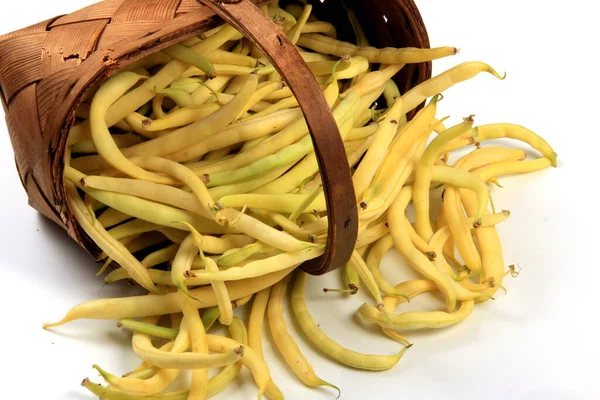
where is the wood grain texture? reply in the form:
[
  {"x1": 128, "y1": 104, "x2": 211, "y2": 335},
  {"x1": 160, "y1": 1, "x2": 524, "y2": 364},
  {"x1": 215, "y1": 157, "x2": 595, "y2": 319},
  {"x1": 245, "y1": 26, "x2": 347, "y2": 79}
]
[{"x1": 0, "y1": 0, "x2": 431, "y2": 275}]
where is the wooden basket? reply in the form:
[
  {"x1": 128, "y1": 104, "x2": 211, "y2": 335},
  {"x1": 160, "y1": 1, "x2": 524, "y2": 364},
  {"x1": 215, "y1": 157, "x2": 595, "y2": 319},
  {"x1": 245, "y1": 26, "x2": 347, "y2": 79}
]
[{"x1": 0, "y1": 0, "x2": 431, "y2": 275}]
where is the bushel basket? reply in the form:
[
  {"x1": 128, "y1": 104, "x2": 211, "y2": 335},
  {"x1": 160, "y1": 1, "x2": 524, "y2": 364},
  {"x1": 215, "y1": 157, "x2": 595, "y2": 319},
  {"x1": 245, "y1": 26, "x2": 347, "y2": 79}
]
[{"x1": 0, "y1": 0, "x2": 431, "y2": 275}]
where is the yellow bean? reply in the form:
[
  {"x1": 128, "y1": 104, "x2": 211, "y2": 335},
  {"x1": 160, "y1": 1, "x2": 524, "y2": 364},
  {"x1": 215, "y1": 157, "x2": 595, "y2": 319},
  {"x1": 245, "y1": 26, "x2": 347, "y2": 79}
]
[
  {"x1": 287, "y1": 4, "x2": 312, "y2": 44},
  {"x1": 342, "y1": 64, "x2": 404, "y2": 99},
  {"x1": 205, "y1": 48, "x2": 258, "y2": 67},
  {"x1": 302, "y1": 21, "x2": 337, "y2": 37},
  {"x1": 432, "y1": 165, "x2": 490, "y2": 221},
  {"x1": 168, "y1": 108, "x2": 303, "y2": 162},
  {"x1": 207, "y1": 334, "x2": 271, "y2": 399},
  {"x1": 191, "y1": 75, "x2": 233, "y2": 106},
  {"x1": 97, "y1": 208, "x2": 131, "y2": 229},
  {"x1": 413, "y1": 118, "x2": 475, "y2": 241},
  {"x1": 268, "y1": 275, "x2": 338, "y2": 391},
  {"x1": 43, "y1": 269, "x2": 293, "y2": 327},
  {"x1": 366, "y1": 234, "x2": 412, "y2": 298},
  {"x1": 354, "y1": 221, "x2": 389, "y2": 249},
  {"x1": 248, "y1": 287, "x2": 271, "y2": 358},
  {"x1": 475, "y1": 124, "x2": 557, "y2": 165},
  {"x1": 106, "y1": 25, "x2": 239, "y2": 124},
  {"x1": 473, "y1": 157, "x2": 553, "y2": 181},
  {"x1": 402, "y1": 61, "x2": 505, "y2": 114},
  {"x1": 196, "y1": 79, "x2": 339, "y2": 176},
  {"x1": 83, "y1": 188, "x2": 231, "y2": 234},
  {"x1": 191, "y1": 247, "x2": 322, "y2": 281},
  {"x1": 221, "y1": 208, "x2": 318, "y2": 252},
  {"x1": 388, "y1": 186, "x2": 457, "y2": 312},
  {"x1": 142, "y1": 244, "x2": 179, "y2": 268},
  {"x1": 171, "y1": 233, "x2": 199, "y2": 297},
  {"x1": 179, "y1": 292, "x2": 209, "y2": 400},
  {"x1": 107, "y1": 219, "x2": 159, "y2": 241},
  {"x1": 194, "y1": 230, "x2": 234, "y2": 326},
  {"x1": 132, "y1": 157, "x2": 223, "y2": 221},
  {"x1": 443, "y1": 186, "x2": 482, "y2": 273},
  {"x1": 297, "y1": 33, "x2": 457, "y2": 64},
  {"x1": 292, "y1": 272, "x2": 410, "y2": 371},
  {"x1": 92, "y1": 316, "x2": 186, "y2": 396},
  {"x1": 132, "y1": 321, "x2": 242, "y2": 369},
  {"x1": 205, "y1": 317, "x2": 247, "y2": 398},
  {"x1": 208, "y1": 164, "x2": 294, "y2": 200},
  {"x1": 65, "y1": 182, "x2": 157, "y2": 293},
  {"x1": 89, "y1": 72, "x2": 175, "y2": 184},
  {"x1": 163, "y1": 43, "x2": 216, "y2": 78},
  {"x1": 72, "y1": 134, "x2": 142, "y2": 155},
  {"x1": 352, "y1": 97, "x2": 405, "y2": 201},
  {"x1": 358, "y1": 299, "x2": 475, "y2": 330},
  {"x1": 219, "y1": 193, "x2": 326, "y2": 214},
  {"x1": 253, "y1": 137, "x2": 364, "y2": 195}
]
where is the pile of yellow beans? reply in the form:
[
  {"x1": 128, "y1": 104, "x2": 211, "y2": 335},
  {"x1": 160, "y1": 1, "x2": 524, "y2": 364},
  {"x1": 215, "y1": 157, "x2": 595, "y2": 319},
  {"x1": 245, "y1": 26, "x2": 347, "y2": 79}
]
[{"x1": 47, "y1": 2, "x2": 556, "y2": 399}]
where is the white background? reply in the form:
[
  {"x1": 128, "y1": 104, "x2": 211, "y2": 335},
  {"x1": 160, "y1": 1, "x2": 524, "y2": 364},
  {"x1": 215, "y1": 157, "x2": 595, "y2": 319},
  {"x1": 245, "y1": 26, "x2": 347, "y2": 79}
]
[{"x1": 1, "y1": 1, "x2": 598, "y2": 399}]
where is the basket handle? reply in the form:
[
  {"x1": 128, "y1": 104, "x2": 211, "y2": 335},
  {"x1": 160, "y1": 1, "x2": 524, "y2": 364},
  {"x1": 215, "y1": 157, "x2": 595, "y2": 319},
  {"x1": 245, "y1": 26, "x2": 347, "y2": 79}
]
[{"x1": 195, "y1": 0, "x2": 358, "y2": 275}]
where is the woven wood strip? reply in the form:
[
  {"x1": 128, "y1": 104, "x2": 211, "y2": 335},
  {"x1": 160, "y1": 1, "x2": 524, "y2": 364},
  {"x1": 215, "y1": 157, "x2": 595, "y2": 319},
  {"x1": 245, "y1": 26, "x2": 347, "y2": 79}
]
[
  {"x1": 4, "y1": 111, "x2": 30, "y2": 186},
  {"x1": 42, "y1": 19, "x2": 110, "y2": 76},
  {"x1": 177, "y1": 0, "x2": 205, "y2": 15},
  {"x1": 97, "y1": 20, "x2": 174, "y2": 49},
  {"x1": 26, "y1": 174, "x2": 64, "y2": 227},
  {"x1": 112, "y1": 0, "x2": 183, "y2": 22},
  {"x1": 8, "y1": 84, "x2": 52, "y2": 202},
  {"x1": 0, "y1": 17, "x2": 57, "y2": 42},
  {"x1": 37, "y1": 68, "x2": 78, "y2": 131},
  {"x1": 50, "y1": 0, "x2": 126, "y2": 28},
  {"x1": 0, "y1": 32, "x2": 47, "y2": 102}
]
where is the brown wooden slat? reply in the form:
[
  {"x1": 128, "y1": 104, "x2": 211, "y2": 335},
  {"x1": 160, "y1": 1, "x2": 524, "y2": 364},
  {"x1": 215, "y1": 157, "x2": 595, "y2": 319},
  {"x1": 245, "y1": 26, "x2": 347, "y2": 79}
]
[
  {"x1": 0, "y1": 32, "x2": 46, "y2": 102},
  {"x1": 42, "y1": 19, "x2": 109, "y2": 76},
  {"x1": 37, "y1": 68, "x2": 77, "y2": 130},
  {"x1": 4, "y1": 111, "x2": 30, "y2": 188},
  {"x1": 50, "y1": 0, "x2": 126, "y2": 27},
  {"x1": 7, "y1": 84, "x2": 52, "y2": 203},
  {"x1": 26, "y1": 173, "x2": 65, "y2": 228},
  {"x1": 97, "y1": 20, "x2": 171, "y2": 49},
  {"x1": 112, "y1": 0, "x2": 182, "y2": 22},
  {"x1": 177, "y1": 0, "x2": 206, "y2": 15},
  {"x1": 0, "y1": 17, "x2": 56, "y2": 42}
]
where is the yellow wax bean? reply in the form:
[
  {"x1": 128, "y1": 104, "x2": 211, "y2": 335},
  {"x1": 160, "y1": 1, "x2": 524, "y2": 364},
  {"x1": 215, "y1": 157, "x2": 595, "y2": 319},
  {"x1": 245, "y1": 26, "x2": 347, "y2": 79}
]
[
  {"x1": 190, "y1": 247, "x2": 322, "y2": 281},
  {"x1": 413, "y1": 118, "x2": 475, "y2": 241},
  {"x1": 358, "y1": 300, "x2": 475, "y2": 330},
  {"x1": 475, "y1": 124, "x2": 557, "y2": 166},
  {"x1": 388, "y1": 186, "x2": 457, "y2": 312},
  {"x1": 269, "y1": 275, "x2": 338, "y2": 391},
  {"x1": 473, "y1": 157, "x2": 553, "y2": 182},
  {"x1": 297, "y1": 33, "x2": 458, "y2": 64},
  {"x1": 292, "y1": 272, "x2": 410, "y2": 371},
  {"x1": 401, "y1": 61, "x2": 505, "y2": 114},
  {"x1": 44, "y1": 269, "x2": 293, "y2": 326},
  {"x1": 83, "y1": 188, "x2": 231, "y2": 234},
  {"x1": 352, "y1": 97, "x2": 405, "y2": 201},
  {"x1": 167, "y1": 109, "x2": 303, "y2": 162},
  {"x1": 65, "y1": 182, "x2": 157, "y2": 293},
  {"x1": 197, "y1": 79, "x2": 339, "y2": 176}
]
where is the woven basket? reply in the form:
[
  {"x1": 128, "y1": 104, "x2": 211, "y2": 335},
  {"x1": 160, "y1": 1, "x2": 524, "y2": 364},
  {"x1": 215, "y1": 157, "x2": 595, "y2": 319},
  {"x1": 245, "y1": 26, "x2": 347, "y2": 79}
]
[{"x1": 0, "y1": 0, "x2": 431, "y2": 275}]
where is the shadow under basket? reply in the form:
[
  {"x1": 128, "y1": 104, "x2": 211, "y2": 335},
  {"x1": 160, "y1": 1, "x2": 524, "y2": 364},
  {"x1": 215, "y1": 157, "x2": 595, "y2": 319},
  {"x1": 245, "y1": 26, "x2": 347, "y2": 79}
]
[{"x1": 0, "y1": 0, "x2": 431, "y2": 275}]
